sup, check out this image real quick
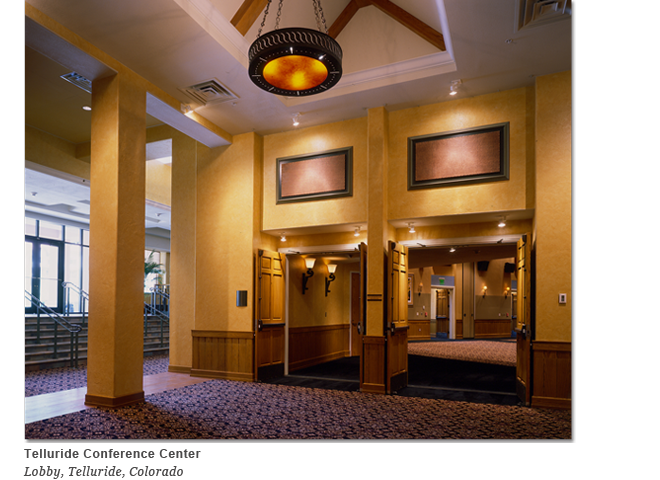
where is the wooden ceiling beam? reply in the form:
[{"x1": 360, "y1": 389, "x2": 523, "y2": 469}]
[
  {"x1": 368, "y1": 0, "x2": 446, "y2": 51},
  {"x1": 328, "y1": 0, "x2": 361, "y2": 39},
  {"x1": 231, "y1": 0, "x2": 270, "y2": 36}
]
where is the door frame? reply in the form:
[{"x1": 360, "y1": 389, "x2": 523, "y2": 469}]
[
  {"x1": 430, "y1": 285, "x2": 455, "y2": 339},
  {"x1": 25, "y1": 236, "x2": 65, "y2": 314}
]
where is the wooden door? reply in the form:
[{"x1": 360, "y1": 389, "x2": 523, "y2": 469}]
[
  {"x1": 462, "y1": 263, "x2": 475, "y2": 338},
  {"x1": 255, "y1": 249, "x2": 286, "y2": 380},
  {"x1": 515, "y1": 234, "x2": 532, "y2": 405},
  {"x1": 350, "y1": 271, "x2": 361, "y2": 356},
  {"x1": 386, "y1": 241, "x2": 409, "y2": 393}
]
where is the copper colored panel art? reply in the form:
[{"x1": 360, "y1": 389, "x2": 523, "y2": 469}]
[
  {"x1": 408, "y1": 123, "x2": 509, "y2": 189},
  {"x1": 277, "y1": 147, "x2": 353, "y2": 203}
]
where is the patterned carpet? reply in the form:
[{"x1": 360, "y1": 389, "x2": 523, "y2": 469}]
[
  {"x1": 24, "y1": 354, "x2": 169, "y2": 397},
  {"x1": 25, "y1": 379, "x2": 571, "y2": 440},
  {"x1": 408, "y1": 339, "x2": 516, "y2": 367}
]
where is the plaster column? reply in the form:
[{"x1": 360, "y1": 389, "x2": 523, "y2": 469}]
[
  {"x1": 85, "y1": 73, "x2": 146, "y2": 407},
  {"x1": 168, "y1": 132, "x2": 198, "y2": 372}
]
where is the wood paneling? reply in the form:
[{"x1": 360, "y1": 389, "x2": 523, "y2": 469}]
[
  {"x1": 191, "y1": 330, "x2": 254, "y2": 382},
  {"x1": 289, "y1": 324, "x2": 349, "y2": 371},
  {"x1": 361, "y1": 336, "x2": 386, "y2": 394},
  {"x1": 474, "y1": 318, "x2": 512, "y2": 338},
  {"x1": 532, "y1": 341, "x2": 571, "y2": 409},
  {"x1": 256, "y1": 325, "x2": 285, "y2": 368},
  {"x1": 408, "y1": 318, "x2": 430, "y2": 340}
]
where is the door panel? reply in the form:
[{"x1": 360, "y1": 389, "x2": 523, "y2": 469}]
[
  {"x1": 516, "y1": 234, "x2": 532, "y2": 405},
  {"x1": 462, "y1": 263, "x2": 475, "y2": 338},
  {"x1": 387, "y1": 241, "x2": 409, "y2": 393},
  {"x1": 255, "y1": 249, "x2": 286, "y2": 380},
  {"x1": 350, "y1": 272, "x2": 361, "y2": 356}
]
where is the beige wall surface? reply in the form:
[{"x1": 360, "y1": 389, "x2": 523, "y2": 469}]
[
  {"x1": 262, "y1": 117, "x2": 368, "y2": 231},
  {"x1": 534, "y1": 71, "x2": 572, "y2": 342},
  {"x1": 387, "y1": 87, "x2": 531, "y2": 220},
  {"x1": 195, "y1": 133, "x2": 260, "y2": 332}
]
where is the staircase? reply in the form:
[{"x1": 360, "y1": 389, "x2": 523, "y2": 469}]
[{"x1": 25, "y1": 285, "x2": 170, "y2": 371}]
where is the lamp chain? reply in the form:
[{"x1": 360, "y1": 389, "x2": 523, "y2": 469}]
[
  {"x1": 256, "y1": 0, "x2": 272, "y2": 38},
  {"x1": 312, "y1": 0, "x2": 328, "y2": 33},
  {"x1": 275, "y1": 0, "x2": 284, "y2": 30}
]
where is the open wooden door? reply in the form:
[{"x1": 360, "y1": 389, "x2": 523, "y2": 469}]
[
  {"x1": 515, "y1": 234, "x2": 532, "y2": 405},
  {"x1": 255, "y1": 249, "x2": 286, "y2": 380},
  {"x1": 387, "y1": 241, "x2": 409, "y2": 393}
]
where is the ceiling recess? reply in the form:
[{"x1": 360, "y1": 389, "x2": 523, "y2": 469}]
[
  {"x1": 60, "y1": 72, "x2": 92, "y2": 93},
  {"x1": 515, "y1": 0, "x2": 571, "y2": 32},
  {"x1": 179, "y1": 79, "x2": 238, "y2": 106}
]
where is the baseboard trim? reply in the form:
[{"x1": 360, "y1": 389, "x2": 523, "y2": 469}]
[
  {"x1": 168, "y1": 365, "x2": 191, "y2": 374},
  {"x1": 532, "y1": 396, "x2": 571, "y2": 410},
  {"x1": 190, "y1": 369, "x2": 254, "y2": 382},
  {"x1": 361, "y1": 383, "x2": 386, "y2": 395},
  {"x1": 84, "y1": 391, "x2": 145, "y2": 408}
]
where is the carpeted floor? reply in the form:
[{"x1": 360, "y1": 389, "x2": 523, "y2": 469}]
[
  {"x1": 408, "y1": 339, "x2": 516, "y2": 367},
  {"x1": 24, "y1": 379, "x2": 571, "y2": 440},
  {"x1": 24, "y1": 354, "x2": 170, "y2": 397}
]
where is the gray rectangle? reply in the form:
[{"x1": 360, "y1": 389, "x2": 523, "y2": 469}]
[{"x1": 23, "y1": 448, "x2": 202, "y2": 480}]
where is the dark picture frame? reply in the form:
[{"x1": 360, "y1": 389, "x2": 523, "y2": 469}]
[
  {"x1": 407, "y1": 122, "x2": 509, "y2": 190},
  {"x1": 276, "y1": 147, "x2": 353, "y2": 204}
]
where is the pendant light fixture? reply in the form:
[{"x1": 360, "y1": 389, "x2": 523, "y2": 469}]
[{"x1": 248, "y1": 0, "x2": 343, "y2": 97}]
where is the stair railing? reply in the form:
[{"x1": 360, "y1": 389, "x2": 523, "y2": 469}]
[
  {"x1": 150, "y1": 284, "x2": 170, "y2": 315},
  {"x1": 62, "y1": 282, "x2": 89, "y2": 325},
  {"x1": 143, "y1": 302, "x2": 170, "y2": 349},
  {"x1": 25, "y1": 290, "x2": 82, "y2": 368}
]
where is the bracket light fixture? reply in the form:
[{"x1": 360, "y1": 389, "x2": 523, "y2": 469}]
[
  {"x1": 325, "y1": 264, "x2": 337, "y2": 296},
  {"x1": 302, "y1": 257, "x2": 316, "y2": 294},
  {"x1": 248, "y1": 0, "x2": 343, "y2": 97}
]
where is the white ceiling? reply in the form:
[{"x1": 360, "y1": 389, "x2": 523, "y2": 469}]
[{"x1": 23, "y1": 0, "x2": 571, "y2": 234}]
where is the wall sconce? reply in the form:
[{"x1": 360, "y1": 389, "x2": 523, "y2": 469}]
[
  {"x1": 408, "y1": 222, "x2": 416, "y2": 233},
  {"x1": 482, "y1": 285, "x2": 488, "y2": 298},
  {"x1": 325, "y1": 264, "x2": 337, "y2": 296},
  {"x1": 504, "y1": 286, "x2": 510, "y2": 298},
  {"x1": 498, "y1": 216, "x2": 507, "y2": 228},
  {"x1": 280, "y1": 232, "x2": 287, "y2": 242},
  {"x1": 354, "y1": 226, "x2": 361, "y2": 237},
  {"x1": 302, "y1": 257, "x2": 315, "y2": 294},
  {"x1": 418, "y1": 282, "x2": 423, "y2": 296}
]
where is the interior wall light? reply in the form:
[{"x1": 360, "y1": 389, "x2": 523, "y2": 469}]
[
  {"x1": 418, "y1": 282, "x2": 423, "y2": 296},
  {"x1": 292, "y1": 113, "x2": 300, "y2": 126},
  {"x1": 354, "y1": 226, "x2": 361, "y2": 237},
  {"x1": 408, "y1": 222, "x2": 416, "y2": 233},
  {"x1": 302, "y1": 257, "x2": 316, "y2": 294},
  {"x1": 504, "y1": 286, "x2": 510, "y2": 298},
  {"x1": 449, "y1": 247, "x2": 456, "y2": 253},
  {"x1": 248, "y1": 0, "x2": 343, "y2": 97},
  {"x1": 482, "y1": 285, "x2": 488, "y2": 298},
  {"x1": 325, "y1": 263, "x2": 337, "y2": 296},
  {"x1": 181, "y1": 104, "x2": 193, "y2": 115},
  {"x1": 280, "y1": 233, "x2": 287, "y2": 242},
  {"x1": 449, "y1": 79, "x2": 462, "y2": 96},
  {"x1": 498, "y1": 216, "x2": 507, "y2": 228},
  {"x1": 82, "y1": 105, "x2": 92, "y2": 111}
]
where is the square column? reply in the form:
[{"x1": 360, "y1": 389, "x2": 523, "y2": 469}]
[{"x1": 85, "y1": 74, "x2": 147, "y2": 407}]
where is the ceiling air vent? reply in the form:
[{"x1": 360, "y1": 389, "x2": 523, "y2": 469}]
[
  {"x1": 515, "y1": 0, "x2": 571, "y2": 32},
  {"x1": 60, "y1": 72, "x2": 92, "y2": 93},
  {"x1": 179, "y1": 79, "x2": 238, "y2": 106}
]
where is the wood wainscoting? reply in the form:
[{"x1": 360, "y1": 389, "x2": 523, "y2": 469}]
[
  {"x1": 531, "y1": 341, "x2": 571, "y2": 409},
  {"x1": 408, "y1": 319, "x2": 430, "y2": 341},
  {"x1": 289, "y1": 324, "x2": 349, "y2": 372},
  {"x1": 361, "y1": 336, "x2": 386, "y2": 394},
  {"x1": 191, "y1": 330, "x2": 254, "y2": 382},
  {"x1": 474, "y1": 318, "x2": 513, "y2": 338}
]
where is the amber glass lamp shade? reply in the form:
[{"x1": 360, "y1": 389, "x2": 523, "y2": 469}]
[{"x1": 249, "y1": 27, "x2": 342, "y2": 96}]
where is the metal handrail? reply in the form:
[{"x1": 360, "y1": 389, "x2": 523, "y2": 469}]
[
  {"x1": 25, "y1": 290, "x2": 81, "y2": 368},
  {"x1": 143, "y1": 302, "x2": 169, "y2": 349},
  {"x1": 62, "y1": 282, "x2": 89, "y2": 325}
]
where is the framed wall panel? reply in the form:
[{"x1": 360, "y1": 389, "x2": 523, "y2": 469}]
[
  {"x1": 408, "y1": 123, "x2": 509, "y2": 190},
  {"x1": 277, "y1": 147, "x2": 353, "y2": 204}
]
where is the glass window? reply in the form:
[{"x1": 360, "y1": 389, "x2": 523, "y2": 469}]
[
  {"x1": 39, "y1": 220, "x2": 63, "y2": 241},
  {"x1": 82, "y1": 229, "x2": 90, "y2": 246},
  {"x1": 25, "y1": 242, "x2": 33, "y2": 307},
  {"x1": 40, "y1": 244, "x2": 60, "y2": 308},
  {"x1": 65, "y1": 226, "x2": 82, "y2": 244},
  {"x1": 82, "y1": 246, "x2": 89, "y2": 293},
  {"x1": 65, "y1": 244, "x2": 82, "y2": 313},
  {"x1": 25, "y1": 218, "x2": 37, "y2": 237}
]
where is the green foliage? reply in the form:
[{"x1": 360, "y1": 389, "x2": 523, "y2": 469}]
[{"x1": 145, "y1": 250, "x2": 164, "y2": 280}]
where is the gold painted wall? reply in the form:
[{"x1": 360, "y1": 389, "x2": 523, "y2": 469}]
[
  {"x1": 145, "y1": 161, "x2": 171, "y2": 206},
  {"x1": 288, "y1": 257, "x2": 352, "y2": 329},
  {"x1": 25, "y1": 125, "x2": 91, "y2": 180},
  {"x1": 534, "y1": 71, "x2": 572, "y2": 342},
  {"x1": 262, "y1": 117, "x2": 368, "y2": 231},
  {"x1": 387, "y1": 88, "x2": 532, "y2": 220},
  {"x1": 195, "y1": 133, "x2": 261, "y2": 333}
]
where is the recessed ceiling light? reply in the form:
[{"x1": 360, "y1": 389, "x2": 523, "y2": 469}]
[{"x1": 82, "y1": 105, "x2": 92, "y2": 111}]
